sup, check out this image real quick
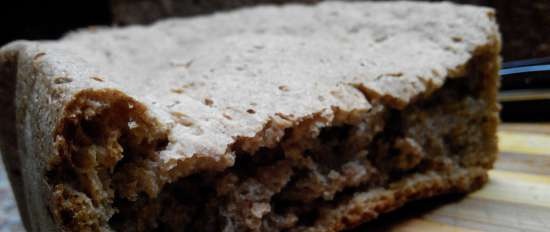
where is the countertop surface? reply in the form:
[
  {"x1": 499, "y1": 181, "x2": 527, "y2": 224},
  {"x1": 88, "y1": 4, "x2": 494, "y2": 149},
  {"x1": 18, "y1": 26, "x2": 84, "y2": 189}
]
[
  {"x1": 0, "y1": 157, "x2": 24, "y2": 231},
  {"x1": 1, "y1": 123, "x2": 549, "y2": 231}
]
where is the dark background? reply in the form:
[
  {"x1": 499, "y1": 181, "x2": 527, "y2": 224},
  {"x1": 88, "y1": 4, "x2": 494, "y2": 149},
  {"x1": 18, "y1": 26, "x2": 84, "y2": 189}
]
[{"x1": 0, "y1": 0, "x2": 111, "y2": 46}]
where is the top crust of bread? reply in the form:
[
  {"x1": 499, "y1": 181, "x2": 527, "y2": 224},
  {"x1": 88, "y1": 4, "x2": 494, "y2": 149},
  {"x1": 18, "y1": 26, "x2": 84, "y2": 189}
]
[{"x1": 3, "y1": 1, "x2": 498, "y2": 170}]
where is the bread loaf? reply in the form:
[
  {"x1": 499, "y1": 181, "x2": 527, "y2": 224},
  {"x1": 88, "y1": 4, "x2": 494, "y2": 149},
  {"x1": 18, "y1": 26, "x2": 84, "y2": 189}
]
[{"x1": 0, "y1": 1, "x2": 500, "y2": 231}]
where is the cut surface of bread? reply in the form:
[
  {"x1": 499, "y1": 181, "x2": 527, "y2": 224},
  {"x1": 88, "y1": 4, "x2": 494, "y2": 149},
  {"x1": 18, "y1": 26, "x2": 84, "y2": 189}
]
[{"x1": 0, "y1": 1, "x2": 500, "y2": 231}]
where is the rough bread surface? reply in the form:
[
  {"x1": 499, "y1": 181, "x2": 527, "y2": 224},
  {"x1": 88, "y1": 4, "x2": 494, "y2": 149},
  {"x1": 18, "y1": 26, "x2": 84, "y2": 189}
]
[
  {"x1": 112, "y1": 0, "x2": 548, "y2": 60},
  {"x1": 0, "y1": 1, "x2": 500, "y2": 231}
]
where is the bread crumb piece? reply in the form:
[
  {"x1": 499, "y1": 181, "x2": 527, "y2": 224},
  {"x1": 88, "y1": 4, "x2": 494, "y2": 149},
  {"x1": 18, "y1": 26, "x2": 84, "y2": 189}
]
[
  {"x1": 90, "y1": 76, "x2": 104, "y2": 82},
  {"x1": 278, "y1": 85, "x2": 289, "y2": 92},
  {"x1": 452, "y1": 36, "x2": 463, "y2": 42},
  {"x1": 170, "y1": 112, "x2": 194, "y2": 126},
  {"x1": 386, "y1": 72, "x2": 403, "y2": 77},
  {"x1": 54, "y1": 76, "x2": 73, "y2": 84},
  {"x1": 171, "y1": 88, "x2": 184, "y2": 94},
  {"x1": 204, "y1": 98, "x2": 214, "y2": 106}
]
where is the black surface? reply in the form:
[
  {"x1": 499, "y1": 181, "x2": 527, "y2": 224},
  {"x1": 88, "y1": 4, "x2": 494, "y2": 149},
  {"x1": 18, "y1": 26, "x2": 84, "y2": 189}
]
[
  {"x1": 501, "y1": 61, "x2": 550, "y2": 91},
  {"x1": 0, "y1": 0, "x2": 111, "y2": 46},
  {"x1": 501, "y1": 100, "x2": 550, "y2": 122}
]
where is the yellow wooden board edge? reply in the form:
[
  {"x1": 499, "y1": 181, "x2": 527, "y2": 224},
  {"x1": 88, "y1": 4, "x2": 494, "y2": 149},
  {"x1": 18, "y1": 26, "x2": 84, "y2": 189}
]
[
  {"x1": 390, "y1": 218, "x2": 481, "y2": 232},
  {"x1": 498, "y1": 131, "x2": 550, "y2": 156},
  {"x1": 470, "y1": 170, "x2": 550, "y2": 208}
]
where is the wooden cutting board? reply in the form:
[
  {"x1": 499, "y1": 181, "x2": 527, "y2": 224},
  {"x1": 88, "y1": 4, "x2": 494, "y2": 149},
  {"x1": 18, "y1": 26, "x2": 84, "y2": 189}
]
[{"x1": 356, "y1": 123, "x2": 550, "y2": 232}]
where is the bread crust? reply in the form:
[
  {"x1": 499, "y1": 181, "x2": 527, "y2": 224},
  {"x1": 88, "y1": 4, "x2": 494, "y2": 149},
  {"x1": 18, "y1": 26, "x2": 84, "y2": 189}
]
[{"x1": 0, "y1": 2, "x2": 500, "y2": 231}]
